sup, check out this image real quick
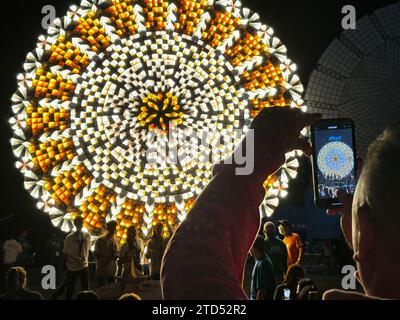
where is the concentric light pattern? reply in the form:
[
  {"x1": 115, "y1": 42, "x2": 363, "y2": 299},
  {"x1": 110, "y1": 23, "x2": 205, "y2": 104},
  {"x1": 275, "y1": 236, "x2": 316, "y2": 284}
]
[
  {"x1": 317, "y1": 142, "x2": 354, "y2": 178},
  {"x1": 10, "y1": 0, "x2": 306, "y2": 239}
]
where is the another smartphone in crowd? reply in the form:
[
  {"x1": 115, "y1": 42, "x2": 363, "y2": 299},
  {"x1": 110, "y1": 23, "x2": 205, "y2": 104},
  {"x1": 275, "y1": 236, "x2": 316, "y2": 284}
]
[
  {"x1": 311, "y1": 118, "x2": 357, "y2": 209},
  {"x1": 283, "y1": 288, "x2": 291, "y2": 300}
]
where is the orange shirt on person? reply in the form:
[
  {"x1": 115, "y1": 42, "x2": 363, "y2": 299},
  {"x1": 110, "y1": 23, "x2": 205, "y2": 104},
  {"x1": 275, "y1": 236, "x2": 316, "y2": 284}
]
[{"x1": 282, "y1": 233, "x2": 303, "y2": 266}]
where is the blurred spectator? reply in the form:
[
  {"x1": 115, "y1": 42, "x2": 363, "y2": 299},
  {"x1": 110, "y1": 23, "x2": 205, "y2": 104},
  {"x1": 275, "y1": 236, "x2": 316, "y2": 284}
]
[
  {"x1": 94, "y1": 221, "x2": 118, "y2": 287},
  {"x1": 0, "y1": 267, "x2": 44, "y2": 300},
  {"x1": 274, "y1": 264, "x2": 305, "y2": 300},
  {"x1": 16, "y1": 231, "x2": 34, "y2": 269},
  {"x1": 324, "y1": 123, "x2": 400, "y2": 300},
  {"x1": 2, "y1": 238, "x2": 22, "y2": 267},
  {"x1": 146, "y1": 223, "x2": 173, "y2": 281},
  {"x1": 118, "y1": 292, "x2": 141, "y2": 300},
  {"x1": 296, "y1": 278, "x2": 320, "y2": 300},
  {"x1": 249, "y1": 236, "x2": 275, "y2": 300},
  {"x1": 263, "y1": 221, "x2": 287, "y2": 285},
  {"x1": 1, "y1": 237, "x2": 22, "y2": 293},
  {"x1": 75, "y1": 290, "x2": 99, "y2": 300},
  {"x1": 119, "y1": 226, "x2": 144, "y2": 279},
  {"x1": 278, "y1": 220, "x2": 303, "y2": 267},
  {"x1": 63, "y1": 217, "x2": 92, "y2": 300},
  {"x1": 46, "y1": 232, "x2": 65, "y2": 282},
  {"x1": 50, "y1": 277, "x2": 67, "y2": 300}
]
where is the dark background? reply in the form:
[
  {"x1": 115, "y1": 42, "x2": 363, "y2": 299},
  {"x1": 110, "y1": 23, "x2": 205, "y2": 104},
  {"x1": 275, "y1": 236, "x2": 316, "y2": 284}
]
[{"x1": 0, "y1": 0, "x2": 396, "y2": 246}]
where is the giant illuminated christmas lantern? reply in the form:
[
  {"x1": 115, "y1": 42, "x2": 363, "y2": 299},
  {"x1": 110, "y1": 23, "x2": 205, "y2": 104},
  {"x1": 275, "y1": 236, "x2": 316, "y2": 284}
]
[{"x1": 10, "y1": 0, "x2": 305, "y2": 240}]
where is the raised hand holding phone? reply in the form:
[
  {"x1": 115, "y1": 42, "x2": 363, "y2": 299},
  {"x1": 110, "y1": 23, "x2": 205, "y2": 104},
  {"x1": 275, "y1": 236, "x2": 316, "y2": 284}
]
[
  {"x1": 327, "y1": 158, "x2": 363, "y2": 250},
  {"x1": 311, "y1": 118, "x2": 357, "y2": 209}
]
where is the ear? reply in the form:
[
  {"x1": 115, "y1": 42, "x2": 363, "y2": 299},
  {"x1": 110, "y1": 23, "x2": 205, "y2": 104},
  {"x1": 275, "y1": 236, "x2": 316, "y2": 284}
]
[
  {"x1": 340, "y1": 210, "x2": 353, "y2": 250},
  {"x1": 357, "y1": 206, "x2": 376, "y2": 262}
]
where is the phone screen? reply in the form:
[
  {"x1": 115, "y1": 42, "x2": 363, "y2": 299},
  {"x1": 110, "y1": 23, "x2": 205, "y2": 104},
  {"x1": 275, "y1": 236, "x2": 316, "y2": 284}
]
[
  {"x1": 312, "y1": 119, "x2": 356, "y2": 208},
  {"x1": 283, "y1": 289, "x2": 291, "y2": 300}
]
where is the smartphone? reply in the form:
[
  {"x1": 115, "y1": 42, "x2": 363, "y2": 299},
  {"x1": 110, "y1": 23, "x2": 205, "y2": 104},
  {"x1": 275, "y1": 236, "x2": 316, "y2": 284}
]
[
  {"x1": 283, "y1": 288, "x2": 291, "y2": 300},
  {"x1": 311, "y1": 118, "x2": 357, "y2": 209}
]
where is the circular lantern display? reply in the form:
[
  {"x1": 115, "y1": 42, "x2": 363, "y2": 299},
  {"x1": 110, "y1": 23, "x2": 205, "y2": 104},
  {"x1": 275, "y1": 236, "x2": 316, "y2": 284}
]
[{"x1": 10, "y1": 0, "x2": 305, "y2": 239}]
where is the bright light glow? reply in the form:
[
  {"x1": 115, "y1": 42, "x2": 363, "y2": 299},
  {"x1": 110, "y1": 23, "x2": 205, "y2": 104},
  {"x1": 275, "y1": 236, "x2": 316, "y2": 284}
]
[{"x1": 10, "y1": 0, "x2": 304, "y2": 237}]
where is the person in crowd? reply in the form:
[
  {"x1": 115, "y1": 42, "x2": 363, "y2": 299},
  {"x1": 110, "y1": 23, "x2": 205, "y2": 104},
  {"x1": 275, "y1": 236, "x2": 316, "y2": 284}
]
[
  {"x1": 63, "y1": 216, "x2": 92, "y2": 300},
  {"x1": 249, "y1": 236, "x2": 275, "y2": 300},
  {"x1": 296, "y1": 278, "x2": 320, "y2": 300},
  {"x1": 278, "y1": 220, "x2": 303, "y2": 267},
  {"x1": 75, "y1": 290, "x2": 99, "y2": 300},
  {"x1": 274, "y1": 264, "x2": 306, "y2": 300},
  {"x1": 94, "y1": 220, "x2": 118, "y2": 287},
  {"x1": 118, "y1": 292, "x2": 141, "y2": 300},
  {"x1": 162, "y1": 107, "x2": 321, "y2": 299},
  {"x1": 2, "y1": 238, "x2": 22, "y2": 269},
  {"x1": 46, "y1": 232, "x2": 65, "y2": 283},
  {"x1": 263, "y1": 221, "x2": 287, "y2": 285},
  {"x1": 119, "y1": 226, "x2": 144, "y2": 279},
  {"x1": 146, "y1": 223, "x2": 173, "y2": 281},
  {"x1": 324, "y1": 122, "x2": 400, "y2": 300},
  {"x1": 0, "y1": 267, "x2": 44, "y2": 300},
  {"x1": 17, "y1": 231, "x2": 34, "y2": 269},
  {"x1": 1, "y1": 236, "x2": 22, "y2": 293}
]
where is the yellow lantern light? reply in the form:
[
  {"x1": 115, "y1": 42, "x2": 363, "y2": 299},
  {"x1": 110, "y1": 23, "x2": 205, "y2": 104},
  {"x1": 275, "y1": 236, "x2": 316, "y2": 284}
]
[{"x1": 10, "y1": 0, "x2": 305, "y2": 239}]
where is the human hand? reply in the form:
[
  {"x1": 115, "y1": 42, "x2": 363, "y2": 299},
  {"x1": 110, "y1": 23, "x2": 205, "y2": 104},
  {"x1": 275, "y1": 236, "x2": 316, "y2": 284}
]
[
  {"x1": 323, "y1": 289, "x2": 380, "y2": 300},
  {"x1": 327, "y1": 158, "x2": 363, "y2": 250},
  {"x1": 248, "y1": 107, "x2": 321, "y2": 183}
]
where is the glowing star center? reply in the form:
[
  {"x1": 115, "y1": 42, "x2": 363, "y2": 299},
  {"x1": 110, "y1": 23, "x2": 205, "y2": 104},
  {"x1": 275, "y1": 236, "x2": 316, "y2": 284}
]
[
  {"x1": 138, "y1": 92, "x2": 183, "y2": 132},
  {"x1": 332, "y1": 155, "x2": 339, "y2": 162}
]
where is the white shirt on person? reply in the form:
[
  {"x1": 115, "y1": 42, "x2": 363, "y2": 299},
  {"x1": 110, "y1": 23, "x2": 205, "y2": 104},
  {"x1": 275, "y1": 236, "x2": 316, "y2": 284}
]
[
  {"x1": 2, "y1": 239, "x2": 22, "y2": 265},
  {"x1": 63, "y1": 231, "x2": 91, "y2": 272}
]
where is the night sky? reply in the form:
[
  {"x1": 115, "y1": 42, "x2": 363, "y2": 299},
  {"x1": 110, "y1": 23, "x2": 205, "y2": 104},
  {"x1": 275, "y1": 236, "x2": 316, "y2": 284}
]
[{"x1": 0, "y1": 0, "x2": 395, "y2": 246}]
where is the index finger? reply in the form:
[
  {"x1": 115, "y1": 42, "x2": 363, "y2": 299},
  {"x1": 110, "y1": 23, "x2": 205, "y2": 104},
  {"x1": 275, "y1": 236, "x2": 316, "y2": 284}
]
[{"x1": 295, "y1": 111, "x2": 322, "y2": 129}]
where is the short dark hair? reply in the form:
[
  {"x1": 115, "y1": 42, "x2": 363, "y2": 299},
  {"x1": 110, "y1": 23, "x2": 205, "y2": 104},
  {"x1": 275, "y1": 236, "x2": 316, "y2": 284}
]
[
  {"x1": 284, "y1": 264, "x2": 305, "y2": 290},
  {"x1": 7, "y1": 267, "x2": 27, "y2": 290},
  {"x1": 127, "y1": 225, "x2": 137, "y2": 233},
  {"x1": 75, "y1": 290, "x2": 99, "y2": 300},
  {"x1": 106, "y1": 220, "x2": 117, "y2": 229},
  {"x1": 363, "y1": 122, "x2": 400, "y2": 216},
  {"x1": 278, "y1": 219, "x2": 291, "y2": 229},
  {"x1": 297, "y1": 278, "x2": 316, "y2": 292}
]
